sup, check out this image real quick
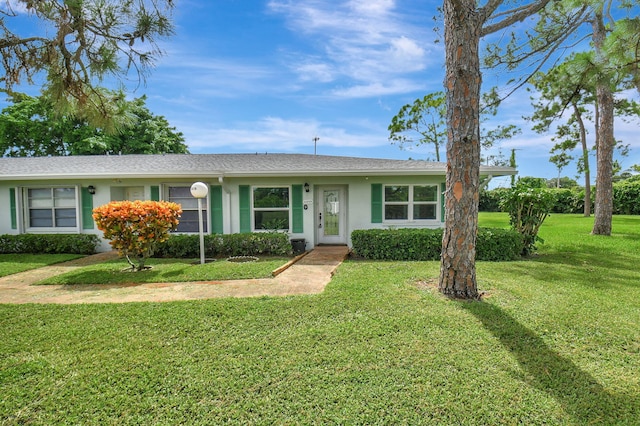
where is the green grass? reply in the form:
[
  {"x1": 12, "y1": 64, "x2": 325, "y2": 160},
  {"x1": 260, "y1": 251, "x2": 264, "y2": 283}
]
[
  {"x1": 1, "y1": 214, "x2": 639, "y2": 424},
  {"x1": 0, "y1": 254, "x2": 83, "y2": 277},
  {"x1": 37, "y1": 257, "x2": 291, "y2": 285}
]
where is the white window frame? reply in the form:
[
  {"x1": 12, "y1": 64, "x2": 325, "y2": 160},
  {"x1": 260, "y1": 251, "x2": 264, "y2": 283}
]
[
  {"x1": 251, "y1": 186, "x2": 291, "y2": 232},
  {"x1": 163, "y1": 184, "x2": 209, "y2": 234},
  {"x1": 383, "y1": 184, "x2": 439, "y2": 222},
  {"x1": 23, "y1": 186, "x2": 80, "y2": 232}
]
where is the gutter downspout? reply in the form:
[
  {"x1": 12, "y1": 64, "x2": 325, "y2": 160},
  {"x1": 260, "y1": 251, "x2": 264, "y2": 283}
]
[
  {"x1": 218, "y1": 176, "x2": 232, "y2": 234},
  {"x1": 480, "y1": 175, "x2": 493, "y2": 190}
]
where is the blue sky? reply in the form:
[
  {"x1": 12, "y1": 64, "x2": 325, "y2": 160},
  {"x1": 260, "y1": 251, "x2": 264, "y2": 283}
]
[{"x1": 4, "y1": 0, "x2": 640, "y2": 187}]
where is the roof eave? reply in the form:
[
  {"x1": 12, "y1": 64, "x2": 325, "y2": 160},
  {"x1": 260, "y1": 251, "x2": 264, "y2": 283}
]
[
  {"x1": 0, "y1": 172, "x2": 226, "y2": 181},
  {"x1": 1, "y1": 167, "x2": 518, "y2": 180}
]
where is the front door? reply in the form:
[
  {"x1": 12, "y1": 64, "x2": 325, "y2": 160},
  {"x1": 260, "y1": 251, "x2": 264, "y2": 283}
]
[{"x1": 317, "y1": 186, "x2": 347, "y2": 245}]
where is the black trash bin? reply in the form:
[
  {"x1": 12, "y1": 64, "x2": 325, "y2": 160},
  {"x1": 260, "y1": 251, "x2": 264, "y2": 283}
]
[{"x1": 291, "y1": 238, "x2": 306, "y2": 255}]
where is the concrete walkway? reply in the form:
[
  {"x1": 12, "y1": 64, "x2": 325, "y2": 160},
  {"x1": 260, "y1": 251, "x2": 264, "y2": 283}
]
[{"x1": 0, "y1": 246, "x2": 350, "y2": 304}]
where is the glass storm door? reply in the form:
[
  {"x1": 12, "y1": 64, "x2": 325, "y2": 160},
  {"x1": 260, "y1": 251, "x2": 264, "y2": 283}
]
[{"x1": 317, "y1": 187, "x2": 346, "y2": 245}]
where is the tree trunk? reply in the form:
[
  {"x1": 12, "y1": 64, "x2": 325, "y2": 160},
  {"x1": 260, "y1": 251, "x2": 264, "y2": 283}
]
[
  {"x1": 439, "y1": 0, "x2": 482, "y2": 299},
  {"x1": 592, "y1": 81, "x2": 614, "y2": 234},
  {"x1": 573, "y1": 103, "x2": 591, "y2": 216},
  {"x1": 592, "y1": 12, "x2": 614, "y2": 235}
]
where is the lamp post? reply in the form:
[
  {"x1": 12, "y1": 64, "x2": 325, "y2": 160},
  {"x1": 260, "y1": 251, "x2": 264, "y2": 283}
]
[{"x1": 190, "y1": 182, "x2": 209, "y2": 265}]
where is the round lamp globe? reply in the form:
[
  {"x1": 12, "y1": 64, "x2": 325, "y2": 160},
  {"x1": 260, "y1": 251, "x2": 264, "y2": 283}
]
[{"x1": 190, "y1": 182, "x2": 209, "y2": 199}]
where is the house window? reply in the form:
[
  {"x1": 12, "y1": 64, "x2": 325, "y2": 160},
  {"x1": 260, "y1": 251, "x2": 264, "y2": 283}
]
[
  {"x1": 384, "y1": 185, "x2": 438, "y2": 221},
  {"x1": 167, "y1": 185, "x2": 207, "y2": 233},
  {"x1": 253, "y1": 187, "x2": 290, "y2": 231},
  {"x1": 26, "y1": 187, "x2": 77, "y2": 228}
]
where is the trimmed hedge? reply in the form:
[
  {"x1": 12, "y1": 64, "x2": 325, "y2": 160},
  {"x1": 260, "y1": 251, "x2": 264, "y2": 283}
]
[
  {"x1": 481, "y1": 183, "x2": 640, "y2": 215},
  {"x1": 475, "y1": 228, "x2": 526, "y2": 261},
  {"x1": 614, "y1": 180, "x2": 640, "y2": 215},
  {"x1": 479, "y1": 188, "x2": 509, "y2": 212},
  {"x1": 351, "y1": 227, "x2": 523, "y2": 261},
  {"x1": 153, "y1": 232, "x2": 293, "y2": 258},
  {"x1": 0, "y1": 234, "x2": 99, "y2": 255}
]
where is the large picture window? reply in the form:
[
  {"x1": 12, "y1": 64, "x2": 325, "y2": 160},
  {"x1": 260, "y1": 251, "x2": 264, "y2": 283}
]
[
  {"x1": 384, "y1": 185, "x2": 438, "y2": 221},
  {"x1": 27, "y1": 187, "x2": 77, "y2": 228},
  {"x1": 167, "y1": 185, "x2": 207, "y2": 233},
  {"x1": 253, "y1": 187, "x2": 290, "y2": 231}
]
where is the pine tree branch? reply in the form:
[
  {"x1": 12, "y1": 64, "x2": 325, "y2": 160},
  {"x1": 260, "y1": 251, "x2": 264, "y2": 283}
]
[{"x1": 481, "y1": 0, "x2": 553, "y2": 36}]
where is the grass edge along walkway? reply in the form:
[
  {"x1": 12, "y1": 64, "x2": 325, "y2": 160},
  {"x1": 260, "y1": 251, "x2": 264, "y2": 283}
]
[{"x1": 0, "y1": 246, "x2": 349, "y2": 304}]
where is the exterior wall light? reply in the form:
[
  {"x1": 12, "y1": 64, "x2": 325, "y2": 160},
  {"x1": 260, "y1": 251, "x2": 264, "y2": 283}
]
[
  {"x1": 304, "y1": 183, "x2": 310, "y2": 192},
  {"x1": 87, "y1": 185, "x2": 96, "y2": 195}
]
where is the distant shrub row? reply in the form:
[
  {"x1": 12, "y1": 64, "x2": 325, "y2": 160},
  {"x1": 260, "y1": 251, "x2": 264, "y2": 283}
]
[
  {"x1": 480, "y1": 180, "x2": 640, "y2": 215},
  {"x1": 153, "y1": 232, "x2": 293, "y2": 258},
  {"x1": 0, "y1": 234, "x2": 99, "y2": 255},
  {"x1": 351, "y1": 228, "x2": 523, "y2": 261}
]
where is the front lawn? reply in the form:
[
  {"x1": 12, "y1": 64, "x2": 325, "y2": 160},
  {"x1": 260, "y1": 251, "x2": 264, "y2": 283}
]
[
  {"x1": 37, "y1": 257, "x2": 291, "y2": 285},
  {"x1": 0, "y1": 254, "x2": 83, "y2": 278},
  {"x1": 0, "y1": 214, "x2": 639, "y2": 424}
]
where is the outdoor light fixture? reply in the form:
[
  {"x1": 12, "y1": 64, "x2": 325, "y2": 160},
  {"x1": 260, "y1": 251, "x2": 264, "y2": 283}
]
[
  {"x1": 304, "y1": 183, "x2": 310, "y2": 192},
  {"x1": 87, "y1": 185, "x2": 96, "y2": 195},
  {"x1": 190, "y1": 182, "x2": 209, "y2": 265}
]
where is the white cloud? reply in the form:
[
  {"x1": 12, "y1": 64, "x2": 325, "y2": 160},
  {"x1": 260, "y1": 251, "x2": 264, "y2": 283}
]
[
  {"x1": 331, "y1": 79, "x2": 425, "y2": 98},
  {"x1": 153, "y1": 52, "x2": 286, "y2": 98},
  {"x1": 178, "y1": 116, "x2": 388, "y2": 153},
  {"x1": 1, "y1": 1, "x2": 30, "y2": 14},
  {"x1": 268, "y1": 0, "x2": 436, "y2": 97},
  {"x1": 348, "y1": 0, "x2": 396, "y2": 16},
  {"x1": 388, "y1": 36, "x2": 426, "y2": 71},
  {"x1": 293, "y1": 61, "x2": 336, "y2": 83}
]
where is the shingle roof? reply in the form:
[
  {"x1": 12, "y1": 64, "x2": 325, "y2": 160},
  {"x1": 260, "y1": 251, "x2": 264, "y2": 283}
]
[{"x1": 0, "y1": 153, "x2": 516, "y2": 180}]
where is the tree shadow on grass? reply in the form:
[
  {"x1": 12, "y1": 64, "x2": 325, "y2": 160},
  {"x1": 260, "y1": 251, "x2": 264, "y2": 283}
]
[
  {"x1": 459, "y1": 300, "x2": 640, "y2": 424},
  {"x1": 504, "y1": 250, "x2": 640, "y2": 291}
]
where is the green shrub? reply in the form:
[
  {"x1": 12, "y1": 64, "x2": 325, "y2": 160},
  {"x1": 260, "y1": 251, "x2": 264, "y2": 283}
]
[
  {"x1": 546, "y1": 188, "x2": 594, "y2": 214},
  {"x1": 501, "y1": 182, "x2": 556, "y2": 256},
  {"x1": 0, "y1": 234, "x2": 99, "y2": 254},
  {"x1": 351, "y1": 227, "x2": 522, "y2": 261},
  {"x1": 351, "y1": 228, "x2": 443, "y2": 261},
  {"x1": 479, "y1": 188, "x2": 509, "y2": 212},
  {"x1": 613, "y1": 180, "x2": 640, "y2": 215},
  {"x1": 154, "y1": 232, "x2": 292, "y2": 258},
  {"x1": 482, "y1": 187, "x2": 593, "y2": 214},
  {"x1": 550, "y1": 188, "x2": 578, "y2": 213},
  {"x1": 475, "y1": 228, "x2": 524, "y2": 261}
]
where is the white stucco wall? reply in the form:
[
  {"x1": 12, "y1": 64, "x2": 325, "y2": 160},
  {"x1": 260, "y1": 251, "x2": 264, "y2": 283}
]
[{"x1": 1, "y1": 174, "x2": 445, "y2": 253}]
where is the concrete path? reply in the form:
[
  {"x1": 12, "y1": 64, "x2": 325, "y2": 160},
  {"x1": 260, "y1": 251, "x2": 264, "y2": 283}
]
[{"x1": 0, "y1": 246, "x2": 350, "y2": 304}]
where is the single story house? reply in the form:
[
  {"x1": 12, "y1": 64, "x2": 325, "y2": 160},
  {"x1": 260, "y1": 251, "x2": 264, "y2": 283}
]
[{"x1": 0, "y1": 153, "x2": 516, "y2": 252}]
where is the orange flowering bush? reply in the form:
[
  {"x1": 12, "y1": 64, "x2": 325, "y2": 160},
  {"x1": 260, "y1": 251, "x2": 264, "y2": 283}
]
[{"x1": 93, "y1": 200, "x2": 182, "y2": 271}]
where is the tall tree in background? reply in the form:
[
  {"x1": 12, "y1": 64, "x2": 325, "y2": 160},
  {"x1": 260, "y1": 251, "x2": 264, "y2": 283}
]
[
  {"x1": 528, "y1": 54, "x2": 639, "y2": 216},
  {"x1": 528, "y1": 57, "x2": 594, "y2": 216},
  {"x1": 589, "y1": 5, "x2": 640, "y2": 234},
  {"x1": 549, "y1": 151, "x2": 574, "y2": 188},
  {"x1": 487, "y1": 1, "x2": 640, "y2": 235},
  {"x1": 591, "y1": 8, "x2": 616, "y2": 235},
  {"x1": 0, "y1": 92, "x2": 188, "y2": 156},
  {"x1": 388, "y1": 91, "x2": 520, "y2": 163},
  {"x1": 0, "y1": 0, "x2": 174, "y2": 130},
  {"x1": 388, "y1": 93, "x2": 446, "y2": 161}
]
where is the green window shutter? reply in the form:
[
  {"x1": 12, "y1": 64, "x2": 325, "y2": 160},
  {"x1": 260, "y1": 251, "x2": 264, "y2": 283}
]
[
  {"x1": 209, "y1": 186, "x2": 223, "y2": 234},
  {"x1": 9, "y1": 188, "x2": 17, "y2": 230},
  {"x1": 440, "y1": 182, "x2": 446, "y2": 222},
  {"x1": 150, "y1": 185, "x2": 160, "y2": 201},
  {"x1": 371, "y1": 183, "x2": 383, "y2": 223},
  {"x1": 81, "y1": 187, "x2": 94, "y2": 229},
  {"x1": 239, "y1": 185, "x2": 251, "y2": 233},
  {"x1": 291, "y1": 184, "x2": 303, "y2": 233}
]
